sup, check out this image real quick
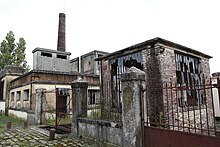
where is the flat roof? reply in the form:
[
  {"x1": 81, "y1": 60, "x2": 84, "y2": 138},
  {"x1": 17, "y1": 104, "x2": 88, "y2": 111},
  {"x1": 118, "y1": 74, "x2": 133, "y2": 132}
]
[
  {"x1": 96, "y1": 37, "x2": 212, "y2": 61},
  {"x1": 32, "y1": 47, "x2": 71, "y2": 55}
]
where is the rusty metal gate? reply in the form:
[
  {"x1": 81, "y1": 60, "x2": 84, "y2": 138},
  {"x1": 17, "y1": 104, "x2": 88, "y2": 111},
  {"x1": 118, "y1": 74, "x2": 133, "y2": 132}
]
[
  {"x1": 142, "y1": 80, "x2": 220, "y2": 147},
  {"x1": 40, "y1": 88, "x2": 72, "y2": 133}
]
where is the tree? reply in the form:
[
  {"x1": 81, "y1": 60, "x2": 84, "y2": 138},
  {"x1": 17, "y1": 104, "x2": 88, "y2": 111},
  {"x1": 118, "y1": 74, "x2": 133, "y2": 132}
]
[{"x1": 0, "y1": 31, "x2": 30, "y2": 72}]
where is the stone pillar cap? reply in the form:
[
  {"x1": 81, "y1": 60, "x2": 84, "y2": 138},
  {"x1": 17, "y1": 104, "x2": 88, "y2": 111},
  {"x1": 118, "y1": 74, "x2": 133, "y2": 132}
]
[
  {"x1": 71, "y1": 77, "x2": 88, "y2": 88},
  {"x1": 72, "y1": 77, "x2": 87, "y2": 83}
]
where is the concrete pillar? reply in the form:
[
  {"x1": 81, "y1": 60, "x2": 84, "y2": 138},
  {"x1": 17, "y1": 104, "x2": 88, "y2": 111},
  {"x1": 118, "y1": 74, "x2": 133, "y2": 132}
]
[
  {"x1": 121, "y1": 67, "x2": 145, "y2": 147},
  {"x1": 35, "y1": 88, "x2": 45, "y2": 124},
  {"x1": 71, "y1": 78, "x2": 88, "y2": 136}
]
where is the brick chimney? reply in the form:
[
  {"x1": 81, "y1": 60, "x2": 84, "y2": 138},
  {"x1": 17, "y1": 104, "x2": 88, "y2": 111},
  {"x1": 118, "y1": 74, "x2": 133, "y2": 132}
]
[{"x1": 57, "y1": 13, "x2": 66, "y2": 52}]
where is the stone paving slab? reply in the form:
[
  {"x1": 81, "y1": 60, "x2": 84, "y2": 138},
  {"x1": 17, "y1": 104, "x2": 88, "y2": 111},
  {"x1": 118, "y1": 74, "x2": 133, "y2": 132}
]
[{"x1": 0, "y1": 127, "x2": 95, "y2": 147}]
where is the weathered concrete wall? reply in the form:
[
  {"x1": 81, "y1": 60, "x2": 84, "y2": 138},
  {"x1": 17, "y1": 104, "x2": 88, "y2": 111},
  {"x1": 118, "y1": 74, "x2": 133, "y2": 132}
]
[
  {"x1": 9, "y1": 71, "x2": 100, "y2": 90},
  {"x1": 81, "y1": 54, "x2": 95, "y2": 74},
  {"x1": 78, "y1": 118, "x2": 122, "y2": 146},
  {"x1": 0, "y1": 101, "x2": 5, "y2": 112},
  {"x1": 27, "y1": 112, "x2": 36, "y2": 125},
  {"x1": 0, "y1": 66, "x2": 24, "y2": 78},
  {"x1": 32, "y1": 48, "x2": 71, "y2": 72},
  {"x1": 73, "y1": 50, "x2": 108, "y2": 75},
  {"x1": 8, "y1": 108, "x2": 36, "y2": 124},
  {"x1": 9, "y1": 108, "x2": 27, "y2": 120},
  {"x1": 212, "y1": 77, "x2": 220, "y2": 117},
  {"x1": 71, "y1": 77, "x2": 122, "y2": 146},
  {"x1": 9, "y1": 85, "x2": 30, "y2": 109},
  {"x1": 70, "y1": 57, "x2": 79, "y2": 72}
]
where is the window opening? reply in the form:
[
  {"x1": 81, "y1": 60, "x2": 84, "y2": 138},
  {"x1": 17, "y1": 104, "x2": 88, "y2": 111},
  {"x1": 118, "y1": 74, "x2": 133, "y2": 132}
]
[
  {"x1": 16, "y1": 91, "x2": 21, "y2": 101},
  {"x1": 41, "y1": 52, "x2": 52, "y2": 57},
  {"x1": 57, "y1": 55, "x2": 67, "y2": 59},
  {"x1": 175, "y1": 52, "x2": 204, "y2": 107},
  {"x1": 110, "y1": 51, "x2": 143, "y2": 108},
  {"x1": 11, "y1": 92, "x2": 14, "y2": 101},
  {"x1": 23, "y1": 89, "x2": 29, "y2": 101}
]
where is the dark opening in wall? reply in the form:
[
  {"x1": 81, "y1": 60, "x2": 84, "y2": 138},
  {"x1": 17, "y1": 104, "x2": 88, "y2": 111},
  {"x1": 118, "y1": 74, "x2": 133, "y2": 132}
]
[
  {"x1": 41, "y1": 52, "x2": 52, "y2": 57},
  {"x1": 110, "y1": 51, "x2": 143, "y2": 109},
  {"x1": 175, "y1": 51, "x2": 204, "y2": 107},
  {"x1": 57, "y1": 54, "x2": 67, "y2": 59},
  {"x1": 23, "y1": 89, "x2": 29, "y2": 101},
  {"x1": 16, "y1": 91, "x2": 21, "y2": 101}
]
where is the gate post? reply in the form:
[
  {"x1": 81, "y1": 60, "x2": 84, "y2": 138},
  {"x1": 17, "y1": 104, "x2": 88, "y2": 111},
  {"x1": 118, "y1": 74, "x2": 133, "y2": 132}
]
[
  {"x1": 35, "y1": 88, "x2": 45, "y2": 124},
  {"x1": 121, "y1": 67, "x2": 145, "y2": 147},
  {"x1": 71, "y1": 78, "x2": 88, "y2": 136}
]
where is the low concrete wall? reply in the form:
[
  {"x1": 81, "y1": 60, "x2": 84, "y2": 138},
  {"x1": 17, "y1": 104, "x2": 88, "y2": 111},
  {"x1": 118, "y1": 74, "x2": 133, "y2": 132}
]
[
  {"x1": 77, "y1": 118, "x2": 123, "y2": 146},
  {"x1": 0, "y1": 101, "x2": 5, "y2": 112},
  {"x1": 8, "y1": 108, "x2": 36, "y2": 124},
  {"x1": 9, "y1": 109, "x2": 27, "y2": 120}
]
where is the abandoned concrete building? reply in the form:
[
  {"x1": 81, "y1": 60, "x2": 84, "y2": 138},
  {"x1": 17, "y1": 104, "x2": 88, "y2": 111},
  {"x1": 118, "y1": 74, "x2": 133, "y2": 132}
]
[
  {"x1": 70, "y1": 50, "x2": 108, "y2": 75},
  {"x1": 70, "y1": 37, "x2": 216, "y2": 146},
  {"x1": 97, "y1": 37, "x2": 214, "y2": 131},
  {"x1": 0, "y1": 10, "x2": 218, "y2": 146},
  {"x1": 0, "y1": 13, "x2": 108, "y2": 124}
]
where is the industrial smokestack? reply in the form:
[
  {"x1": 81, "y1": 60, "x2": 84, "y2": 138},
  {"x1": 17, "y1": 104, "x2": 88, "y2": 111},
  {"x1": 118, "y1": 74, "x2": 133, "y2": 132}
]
[{"x1": 57, "y1": 13, "x2": 66, "y2": 52}]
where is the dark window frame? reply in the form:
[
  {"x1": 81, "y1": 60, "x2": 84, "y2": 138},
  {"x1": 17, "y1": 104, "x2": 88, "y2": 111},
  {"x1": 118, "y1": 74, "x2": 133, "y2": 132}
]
[
  {"x1": 16, "y1": 91, "x2": 21, "y2": 101},
  {"x1": 23, "y1": 89, "x2": 29, "y2": 101}
]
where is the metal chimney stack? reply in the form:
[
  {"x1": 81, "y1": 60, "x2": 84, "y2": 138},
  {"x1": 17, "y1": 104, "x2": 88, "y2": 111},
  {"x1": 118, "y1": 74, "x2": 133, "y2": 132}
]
[{"x1": 57, "y1": 13, "x2": 66, "y2": 52}]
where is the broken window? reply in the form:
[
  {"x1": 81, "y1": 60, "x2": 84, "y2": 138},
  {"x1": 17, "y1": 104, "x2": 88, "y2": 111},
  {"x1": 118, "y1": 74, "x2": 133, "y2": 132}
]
[
  {"x1": 175, "y1": 51, "x2": 204, "y2": 107},
  {"x1": 110, "y1": 51, "x2": 143, "y2": 108}
]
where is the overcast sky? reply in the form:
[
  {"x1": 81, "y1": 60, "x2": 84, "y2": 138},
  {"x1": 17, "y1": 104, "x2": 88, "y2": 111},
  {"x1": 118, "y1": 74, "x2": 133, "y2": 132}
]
[{"x1": 0, "y1": 0, "x2": 220, "y2": 73}]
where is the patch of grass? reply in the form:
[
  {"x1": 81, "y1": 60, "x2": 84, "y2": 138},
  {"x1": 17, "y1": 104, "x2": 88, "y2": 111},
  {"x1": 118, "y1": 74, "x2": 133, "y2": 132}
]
[
  {"x1": 87, "y1": 109, "x2": 101, "y2": 119},
  {"x1": 0, "y1": 114, "x2": 25, "y2": 132},
  {"x1": 43, "y1": 116, "x2": 72, "y2": 126},
  {"x1": 216, "y1": 117, "x2": 220, "y2": 130}
]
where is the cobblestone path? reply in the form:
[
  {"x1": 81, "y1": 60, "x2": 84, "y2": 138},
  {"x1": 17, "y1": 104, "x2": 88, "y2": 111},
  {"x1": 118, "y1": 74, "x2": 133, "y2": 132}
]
[{"x1": 0, "y1": 127, "x2": 95, "y2": 147}]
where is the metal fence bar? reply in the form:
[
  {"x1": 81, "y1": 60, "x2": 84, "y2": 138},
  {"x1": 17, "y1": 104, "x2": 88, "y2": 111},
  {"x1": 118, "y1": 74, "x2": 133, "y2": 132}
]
[
  {"x1": 175, "y1": 83, "x2": 180, "y2": 131},
  {"x1": 143, "y1": 80, "x2": 217, "y2": 137}
]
